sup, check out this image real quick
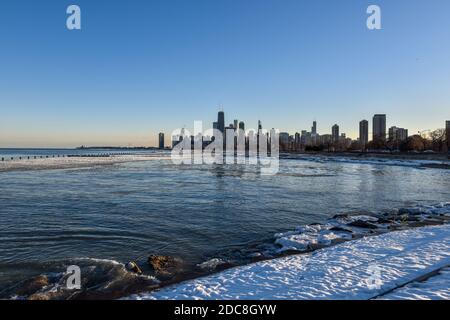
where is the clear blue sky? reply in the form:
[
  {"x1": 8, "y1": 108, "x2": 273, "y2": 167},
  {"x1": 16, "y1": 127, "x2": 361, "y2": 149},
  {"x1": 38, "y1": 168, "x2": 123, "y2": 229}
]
[{"x1": 1, "y1": 0, "x2": 449, "y2": 147}]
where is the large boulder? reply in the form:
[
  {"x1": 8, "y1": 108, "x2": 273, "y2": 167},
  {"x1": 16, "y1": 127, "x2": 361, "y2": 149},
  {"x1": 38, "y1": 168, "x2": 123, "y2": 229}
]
[
  {"x1": 16, "y1": 275, "x2": 49, "y2": 296},
  {"x1": 28, "y1": 293, "x2": 51, "y2": 300},
  {"x1": 347, "y1": 220, "x2": 378, "y2": 229},
  {"x1": 148, "y1": 255, "x2": 184, "y2": 279}
]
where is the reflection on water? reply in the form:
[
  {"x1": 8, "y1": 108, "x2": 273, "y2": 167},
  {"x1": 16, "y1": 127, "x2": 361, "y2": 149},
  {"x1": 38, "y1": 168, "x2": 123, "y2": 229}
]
[{"x1": 0, "y1": 149, "x2": 449, "y2": 296}]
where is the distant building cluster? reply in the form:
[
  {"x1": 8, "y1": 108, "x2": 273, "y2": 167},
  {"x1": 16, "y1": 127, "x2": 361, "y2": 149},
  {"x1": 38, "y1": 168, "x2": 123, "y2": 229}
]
[
  {"x1": 274, "y1": 114, "x2": 442, "y2": 152},
  {"x1": 169, "y1": 111, "x2": 278, "y2": 152},
  {"x1": 160, "y1": 110, "x2": 449, "y2": 154}
]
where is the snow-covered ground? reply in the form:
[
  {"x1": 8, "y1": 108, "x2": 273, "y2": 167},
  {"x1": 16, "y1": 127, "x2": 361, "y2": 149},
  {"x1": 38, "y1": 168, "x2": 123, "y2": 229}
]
[
  {"x1": 128, "y1": 224, "x2": 450, "y2": 300},
  {"x1": 378, "y1": 266, "x2": 450, "y2": 300}
]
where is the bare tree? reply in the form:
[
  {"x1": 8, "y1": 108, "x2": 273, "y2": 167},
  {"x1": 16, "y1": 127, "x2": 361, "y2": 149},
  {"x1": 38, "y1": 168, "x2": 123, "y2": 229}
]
[{"x1": 429, "y1": 128, "x2": 446, "y2": 152}]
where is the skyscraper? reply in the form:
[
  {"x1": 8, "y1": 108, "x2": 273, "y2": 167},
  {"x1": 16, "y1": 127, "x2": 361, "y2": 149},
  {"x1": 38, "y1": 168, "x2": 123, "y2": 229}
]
[
  {"x1": 446, "y1": 121, "x2": 450, "y2": 150},
  {"x1": 312, "y1": 121, "x2": 317, "y2": 135},
  {"x1": 234, "y1": 120, "x2": 238, "y2": 130},
  {"x1": 279, "y1": 132, "x2": 289, "y2": 145},
  {"x1": 373, "y1": 114, "x2": 387, "y2": 141},
  {"x1": 238, "y1": 121, "x2": 245, "y2": 131},
  {"x1": 388, "y1": 126, "x2": 408, "y2": 142},
  {"x1": 218, "y1": 111, "x2": 225, "y2": 134},
  {"x1": 332, "y1": 124, "x2": 339, "y2": 143},
  {"x1": 294, "y1": 132, "x2": 301, "y2": 147},
  {"x1": 359, "y1": 120, "x2": 369, "y2": 148},
  {"x1": 258, "y1": 120, "x2": 262, "y2": 131},
  {"x1": 158, "y1": 133, "x2": 165, "y2": 149}
]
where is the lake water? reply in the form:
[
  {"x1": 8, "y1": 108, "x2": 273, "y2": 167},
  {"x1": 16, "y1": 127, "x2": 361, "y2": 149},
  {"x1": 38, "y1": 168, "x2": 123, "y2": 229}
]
[{"x1": 0, "y1": 148, "x2": 449, "y2": 298}]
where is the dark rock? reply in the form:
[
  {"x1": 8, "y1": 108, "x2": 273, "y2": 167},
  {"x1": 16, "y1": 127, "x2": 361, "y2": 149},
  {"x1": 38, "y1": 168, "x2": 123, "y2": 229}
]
[
  {"x1": 399, "y1": 208, "x2": 423, "y2": 216},
  {"x1": 332, "y1": 214, "x2": 348, "y2": 220},
  {"x1": 408, "y1": 219, "x2": 445, "y2": 228},
  {"x1": 148, "y1": 255, "x2": 184, "y2": 279},
  {"x1": 215, "y1": 262, "x2": 236, "y2": 272},
  {"x1": 126, "y1": 261, "x2": 143, "y2": 275},
  {"x1": 406, "y1": 216, "x2": 422, "y2": 222},
  {"x1": 347, "y1": 220, "x2": 379, "y2": 229},
  {"x1": 28, "y1": 293, "x2": 50, "y2": 300},
  {"x1": 377, "y1": 217, "x2": 394, "y2": 223},
  {"x1": 16, "y1": 275, "x2": 49, "y2": 296},
  {"x1": 329, "y1": 226, "x2": 353, "y2": 233}
]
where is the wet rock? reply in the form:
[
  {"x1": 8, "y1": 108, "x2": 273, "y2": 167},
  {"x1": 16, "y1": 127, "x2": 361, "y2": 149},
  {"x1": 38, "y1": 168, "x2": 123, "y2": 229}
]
[
  {"x1": 405, "y1": 215, "x2": 422, "y2": 222},
  {"x1": 329, "y1": 226, "x2": 353, "y2": 233},
  {"x1": 398, "y1": 208, "x2": 409, "y2": 215},
  {"x1": 148, "y1": 255, "x2": 184, "y2": 279},
  {"x1": 399, "y1": 208, "x2": 423, "y2": 216},
  {"x1": 197, "y1": 258, "x2": 226, "y2": 271},
  {"x1": 28, "y1": 293, "x2": 50, "y2": 300},
  {"x1": 197, "y1": 258, "x2": 237, "y2": 272},
  {"x1": 347, "y1": 220, "x2": 378, "y2": 229},
  {"x1": 377, "y1": 217, "x2": 394, "y2": 224},
  {"x1": 332, "y1": 213, "x2": 348, "y2": 220},
  {"x1": 215, "y1": 262, "x2": 236, "y2": 272},
  {"x1": 16, "y1": 275, "x2": 49, "y2": 296},
  {"x1": 247, "y1": 252, "x2": 269, "y2": 262},
  {"x1": 126, "y1": 261, "x2": 143, "y2": 275},
  {"x1": 408, "y1": 219, "x2": 445, "y2": 228}
]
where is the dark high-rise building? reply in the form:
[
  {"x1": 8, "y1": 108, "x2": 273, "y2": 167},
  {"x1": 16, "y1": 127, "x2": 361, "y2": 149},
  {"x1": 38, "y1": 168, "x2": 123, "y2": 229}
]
[
  {"x1": 158, "y1": 133, "x2": 164, "y2": 149},
  {"x1": 295, "y1": 132, "x2": 301, "y2": 145},
  {"x1": 359, "y1": 120, "x2": 369, "y2": 148},
  {"x1": 446, "y1": 121, "x2": 450, "y2": 150},
  {"x1": 238, "y1": 121, "x2": 245, "y2": 131},
  {"x1": 218, "y1": 111, "x2": 225, "y2": 134},
  {"x1": 258, "y1": 120, "x2": 262, "y2": 131},
  {"x1": 312, "y1": 121, "x2": 317, "y2": 135},
  {"x1": 279, "y1": 132, "x2": 289, "y2": 145},
  {"x1": 388, "y1": 126, "x2": 408, "y2": 142},
  {"x1": 234, "y1": 120, "x2": 238, "y2": 130},
  {"x1": 373, "y1": 114, "x2": 386, "y2": 141},
  {"x1": 332, "y1": 124, "x2": 339, "y2": 143}
]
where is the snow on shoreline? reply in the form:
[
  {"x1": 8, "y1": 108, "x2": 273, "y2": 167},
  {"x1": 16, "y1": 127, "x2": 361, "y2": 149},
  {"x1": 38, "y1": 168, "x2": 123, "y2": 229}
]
[
  {"x1": 378, "y1": 266, "x2": 450, "y2": 300},
  {"x1": 282, "y1": 154, "x2": 450, "y2": 168},
  {"x1": 1, "y1": 153, "x2": 448, "y2": 173},
  {"x1": 128, "y1": 224, "x2": 450, "y2": 300},
  {"x1": 0, "y1": 154, "x2": 170, "y2": 172},
  {"x1": 272, "y1": 203, "x2": 450, "y2": 253}
]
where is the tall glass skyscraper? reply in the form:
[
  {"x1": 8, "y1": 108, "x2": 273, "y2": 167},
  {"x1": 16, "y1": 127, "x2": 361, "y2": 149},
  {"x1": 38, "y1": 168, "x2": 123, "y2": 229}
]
[
  {"x1": 158, "y1": 132, "x2": 165, "y2": 149},
  {"x1": 332, "y1": 124, "x2": 339, "y2": 143},
  {"x1": 373, "y1": 114, "x2": 386, "y2": 141},
  {"x1": 359, "y1": 120, "x2": 369, "y2": 148},
  {"x1": 218, "y1": 111, "x2": 225, "y2": 134}
]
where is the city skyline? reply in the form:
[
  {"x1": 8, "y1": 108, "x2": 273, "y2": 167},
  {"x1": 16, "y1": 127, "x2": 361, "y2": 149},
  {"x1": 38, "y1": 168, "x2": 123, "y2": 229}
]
[
  {"x1": 165, "y1": 109, "x2": 448, "y2": 151},
  {"x1": 1, "y1": 0, "x2": 450, "y2": 147}
]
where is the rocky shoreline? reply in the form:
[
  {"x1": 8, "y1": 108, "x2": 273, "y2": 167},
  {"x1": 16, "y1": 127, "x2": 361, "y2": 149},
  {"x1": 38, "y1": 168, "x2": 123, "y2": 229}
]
[
  {"x1": 272, "y1": 203, "x2": 450, "y2": 254},
  {"x1": 3, "y1": 203, "x2": 449, "y2": 300},
  {"x1": 282, "y1": 151, "x2": 450, "y2": 162}
]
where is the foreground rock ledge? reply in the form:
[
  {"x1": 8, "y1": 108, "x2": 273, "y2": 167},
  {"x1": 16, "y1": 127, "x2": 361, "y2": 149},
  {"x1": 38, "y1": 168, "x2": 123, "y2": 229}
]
[{"x1": 127, "y1": 224, "x2": 450, "y2": 300}]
